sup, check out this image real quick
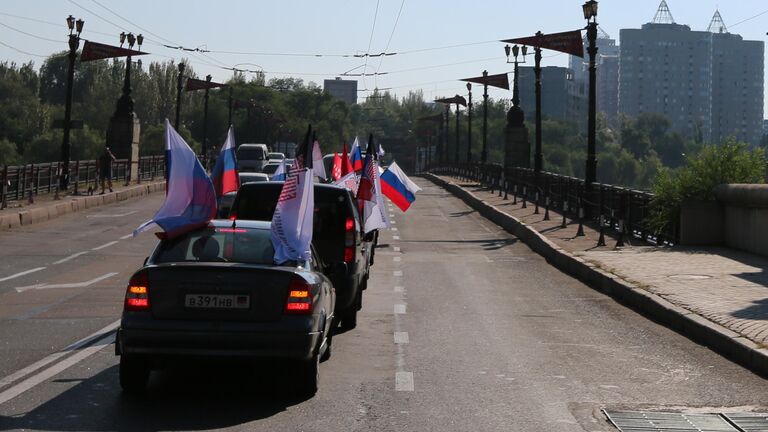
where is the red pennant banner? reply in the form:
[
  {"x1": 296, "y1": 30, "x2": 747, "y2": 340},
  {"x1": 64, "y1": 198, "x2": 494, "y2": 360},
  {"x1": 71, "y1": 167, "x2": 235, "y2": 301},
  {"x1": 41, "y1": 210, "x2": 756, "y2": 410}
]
[
  {"x1": 185, "y1": 78, "x2": 227, "y2": 91},
  {"x1": 502, "y1": 30, "x2": 585, "y2": 58},
  {"x1": 461, "y1": 73, "x2": 510, "y2": 90},
  {"x1": 80, "y1": 40, "x2": 147, "y2": 62},
  {"x1": 435, "y1": 95, "x2": 467, "y2": 107}
]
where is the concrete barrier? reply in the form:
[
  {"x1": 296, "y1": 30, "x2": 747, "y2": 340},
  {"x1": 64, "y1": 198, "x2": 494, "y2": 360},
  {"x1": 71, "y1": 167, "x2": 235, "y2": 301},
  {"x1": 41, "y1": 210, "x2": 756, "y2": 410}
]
[{"x1": 426, "y1": 173, "x2": 768, "y2": 377}]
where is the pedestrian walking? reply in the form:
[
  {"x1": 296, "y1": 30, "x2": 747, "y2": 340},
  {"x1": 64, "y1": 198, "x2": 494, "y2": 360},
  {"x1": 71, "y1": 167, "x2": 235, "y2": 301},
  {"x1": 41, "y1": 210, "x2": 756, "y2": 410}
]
[{"x1": 99, "y1": 146, "x2": 116, "y2": 194}]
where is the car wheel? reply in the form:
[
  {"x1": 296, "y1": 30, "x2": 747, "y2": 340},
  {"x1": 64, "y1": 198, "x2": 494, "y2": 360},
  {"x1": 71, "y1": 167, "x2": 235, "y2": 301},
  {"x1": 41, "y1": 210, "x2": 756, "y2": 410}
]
[
  {"x1": 298, "y1": 354, "x2": 319, "y2": 397},
  {"x1": 119, "y1": 355, "x2": 149, "y2": 394},
  {"x1": 339, "y1": 308, "x2": 357, "y2": 330}
]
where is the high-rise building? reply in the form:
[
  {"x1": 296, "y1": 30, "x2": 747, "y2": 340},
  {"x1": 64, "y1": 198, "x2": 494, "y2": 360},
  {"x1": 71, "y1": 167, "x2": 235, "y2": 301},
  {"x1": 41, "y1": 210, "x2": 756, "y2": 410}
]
[
  {"x1": 569, "y1": 29, "x2": 620, "y2": 127},
  {"x1": 516, "y1": 66, "x2": 571, "y2": 123},
  {"x1": 618, "y1": 1, "x2": 764, "y2": 145},
  {"x1": 323, "y1": 77, "x2": 358, "y2": 104}
]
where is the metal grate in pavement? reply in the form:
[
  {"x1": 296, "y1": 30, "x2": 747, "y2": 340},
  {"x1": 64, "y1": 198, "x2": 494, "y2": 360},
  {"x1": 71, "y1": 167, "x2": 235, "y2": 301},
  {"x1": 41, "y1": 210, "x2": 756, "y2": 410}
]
[
  {"x1": 721, "y1": 413, "x2": 768, "y2": 431},
  {"x1": 604, "y1": 410, "x2": 738, "y2": 431}
]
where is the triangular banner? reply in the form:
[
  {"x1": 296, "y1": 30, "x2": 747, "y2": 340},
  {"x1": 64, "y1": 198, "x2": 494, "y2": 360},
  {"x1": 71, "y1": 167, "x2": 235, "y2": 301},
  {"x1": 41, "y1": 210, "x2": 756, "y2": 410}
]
[
  {"x1": 501, "y1": 30, "x2": 585, "y2": 58},
  {"x1": 80, "y1": 40, "x2": 147, "y2": 62},
  {"x1": 461, "y1": 73, "x2": 509, "y2": 90},
  {"x1": 185, "y1": 78, "x2": 227, "y2": 91}
]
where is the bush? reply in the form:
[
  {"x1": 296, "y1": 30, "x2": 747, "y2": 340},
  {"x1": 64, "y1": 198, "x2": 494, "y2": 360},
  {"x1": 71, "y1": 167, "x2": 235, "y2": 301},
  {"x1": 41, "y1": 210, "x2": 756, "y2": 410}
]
[{"x1": 647, "y1": 138, "x2": 766, "y2": 235}]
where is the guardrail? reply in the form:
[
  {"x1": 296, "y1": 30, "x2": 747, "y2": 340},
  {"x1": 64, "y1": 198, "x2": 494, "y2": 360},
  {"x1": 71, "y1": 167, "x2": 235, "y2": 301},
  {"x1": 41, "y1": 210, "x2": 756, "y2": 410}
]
[
  {"x1": 1, "y1": 155, "x2": 165, "y2": 209},
  {"x1": 431, "y1": 163, "x2": 677, "y2": 245}
]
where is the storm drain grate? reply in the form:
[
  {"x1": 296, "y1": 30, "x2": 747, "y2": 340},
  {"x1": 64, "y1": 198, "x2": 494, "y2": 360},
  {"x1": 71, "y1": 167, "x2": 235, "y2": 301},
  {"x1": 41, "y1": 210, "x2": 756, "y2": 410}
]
[
  {"x1": 604, "y1": 410, "x2": 738, "y2": 432},
  {"x1": 721, "y1": 413, "x2": 768, "y2": 431}
]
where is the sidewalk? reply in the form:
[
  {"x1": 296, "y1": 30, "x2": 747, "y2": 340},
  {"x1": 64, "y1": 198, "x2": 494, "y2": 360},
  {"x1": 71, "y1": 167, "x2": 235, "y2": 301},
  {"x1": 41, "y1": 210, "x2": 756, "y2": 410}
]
[
  {"x1": 428, "y1": 174, "x2": 768, "y2": 375},
  {"x1": 0, "y1": 180, "x2": 165, "y2": 231}
]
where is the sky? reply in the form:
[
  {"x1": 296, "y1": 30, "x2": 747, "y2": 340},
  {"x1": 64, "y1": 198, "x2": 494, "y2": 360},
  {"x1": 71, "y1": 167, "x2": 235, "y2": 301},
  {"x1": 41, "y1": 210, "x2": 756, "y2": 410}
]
[{"x1": 1, "y1": 0, "x2": 767, "y2": 114}]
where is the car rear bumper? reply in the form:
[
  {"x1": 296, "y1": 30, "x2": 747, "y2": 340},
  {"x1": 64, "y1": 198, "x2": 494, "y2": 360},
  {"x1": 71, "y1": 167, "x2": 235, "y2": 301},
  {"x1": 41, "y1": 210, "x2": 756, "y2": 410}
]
[{"x1": 118, "y1": 314, "x2": 323, "y2": 361}]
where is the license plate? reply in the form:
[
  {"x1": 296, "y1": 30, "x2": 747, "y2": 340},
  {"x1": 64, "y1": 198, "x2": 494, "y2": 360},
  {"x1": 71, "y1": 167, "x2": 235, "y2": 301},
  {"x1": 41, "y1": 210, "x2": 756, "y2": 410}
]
[{"x1": 185, "y1": 294, "x2": 250, "y2": 309}]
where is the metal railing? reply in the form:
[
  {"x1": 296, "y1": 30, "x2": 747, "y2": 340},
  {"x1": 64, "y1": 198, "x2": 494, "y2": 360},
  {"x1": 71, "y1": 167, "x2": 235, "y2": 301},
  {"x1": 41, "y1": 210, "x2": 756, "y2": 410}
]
[
  {"x1": 431, "y1": 163, "x2": 677, "y2": 245},
  {"x1": 1, "y1": 155, "x2": 165, "y2": 209}
]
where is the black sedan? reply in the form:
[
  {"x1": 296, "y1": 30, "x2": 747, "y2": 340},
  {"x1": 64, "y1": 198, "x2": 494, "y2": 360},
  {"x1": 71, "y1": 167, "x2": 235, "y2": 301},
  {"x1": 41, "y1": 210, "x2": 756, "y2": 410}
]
[{"x1": 116, "y1": 219, "x2": 336, "y2": 396}]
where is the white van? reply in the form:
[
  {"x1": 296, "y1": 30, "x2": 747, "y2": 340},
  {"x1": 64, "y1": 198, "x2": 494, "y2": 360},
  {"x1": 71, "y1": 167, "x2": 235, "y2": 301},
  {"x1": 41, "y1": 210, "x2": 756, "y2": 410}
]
[{"x1": 236, "y1": 143, "x2": 269, "y2": 172}]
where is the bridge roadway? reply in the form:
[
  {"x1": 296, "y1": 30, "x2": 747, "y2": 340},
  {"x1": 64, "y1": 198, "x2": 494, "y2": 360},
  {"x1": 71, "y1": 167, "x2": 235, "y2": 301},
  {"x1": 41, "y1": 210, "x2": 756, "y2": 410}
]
[{"x1": 0, "y1": 179, "x2": 766, "y2": 431}]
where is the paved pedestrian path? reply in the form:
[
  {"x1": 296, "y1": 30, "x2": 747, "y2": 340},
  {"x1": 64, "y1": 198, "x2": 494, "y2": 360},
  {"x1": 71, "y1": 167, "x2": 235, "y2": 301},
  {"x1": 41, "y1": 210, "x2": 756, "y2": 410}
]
[{"x1": 439, "y1": 174, "x2": 768, "y2": 349}]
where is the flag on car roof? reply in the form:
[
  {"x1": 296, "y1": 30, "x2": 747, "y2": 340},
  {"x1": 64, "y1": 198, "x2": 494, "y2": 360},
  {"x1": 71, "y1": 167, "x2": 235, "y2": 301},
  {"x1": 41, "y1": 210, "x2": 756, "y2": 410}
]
[
  {"x1": 210, "y1": 125, "x2": 239, "y2": 198},
  {"x1": 377, "y1": 144, "x2": 385, "y2": 158},
  {"x1": 134, "y1": 120, "x2": 217, "y2": 239},
  {"x1": 331, "y1": 152, "x2": 342, "y2": 181},
  {"x1": 341, "y1": 142, "x2": 354, "y2": 176},
  {"x1": 312, "y1": 139, "x2": 327, "y2": 180},
  {"x1": 381, "y1": 161, "x2": 421, "y2": 212},
  {"x1": 349, "y1": 136, "x2": 364, "y2": 172},
  {"x1": 271, "y1": 158, "x2": 288, "y2": 181},
  {"x1": 357, "y1": 134, "x2": 388, "y2": 233},
  {"x1": 271, "y1": 125, "x2": 315, "y2": 264}
]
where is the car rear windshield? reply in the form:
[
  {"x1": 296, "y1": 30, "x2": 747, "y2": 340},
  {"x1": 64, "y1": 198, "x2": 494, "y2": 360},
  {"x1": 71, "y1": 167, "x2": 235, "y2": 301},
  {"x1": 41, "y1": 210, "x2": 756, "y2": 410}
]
[
  {"x1": 237, "y1": 147, "x2": 265, "y2": 160},
  {"x1": 235, "y1": 186, "x2": 355, "y2": 261},
  {"x1": 154, "y1": 227, "x2": 275, "y2": 265},
  {"x1": 262, "y1": 164, "x2": 281, "y2": 175}
]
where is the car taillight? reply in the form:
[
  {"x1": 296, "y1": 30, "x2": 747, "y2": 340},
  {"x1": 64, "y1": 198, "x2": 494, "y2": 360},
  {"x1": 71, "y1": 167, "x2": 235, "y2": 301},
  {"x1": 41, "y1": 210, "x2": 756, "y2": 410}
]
[
  {"x1": 285, "y1": 277, "x2": 313, "y2": 314},
  {"x1": 124, "y1": 271, "x2": 150, "y2": 311},
  {"x1": 344, "y1": 216, "x2": 355, "y2": 263}
]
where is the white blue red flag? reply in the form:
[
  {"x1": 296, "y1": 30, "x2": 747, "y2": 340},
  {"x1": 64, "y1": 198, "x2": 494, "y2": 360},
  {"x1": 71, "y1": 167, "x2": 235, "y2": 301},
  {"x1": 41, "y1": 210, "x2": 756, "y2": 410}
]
[
  {"x1": 271, "y1": 159, "x2": 288, "y2": 181},
  {"x1": 134, "y1": 120, "x2": 217, "y2": 238},
  {"x1": 349, "y1": 137, "x2": 364, "y2": 172},
  {"x1": 211, "y1": 125, "x2": 239, "y2": 198},
  {"x1": 271, "y1": 127, "x2": 314, "y2": 264},
  {"x1": 381, "y1": 161, "x2": 421, "y2": 211}
]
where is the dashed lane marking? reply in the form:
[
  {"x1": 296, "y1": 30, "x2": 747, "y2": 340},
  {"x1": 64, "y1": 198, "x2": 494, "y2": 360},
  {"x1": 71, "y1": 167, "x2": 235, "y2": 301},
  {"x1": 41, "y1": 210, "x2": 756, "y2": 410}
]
[
  {"x1": 393, "y1": 256, "x2": 401, "y2": 262},
  {"x1": 0, "y1": 267, "x2": 46, "y2": 283},
  {"x1": 391, "y1": 227, "x2": 398, "y2": 231},
  {"x1": 86, "y1": 210, "x2": 137, "y2": 218},
  {"x1": 394, "y1": 304, "x2": 407, "y2": 314},
  {"x1": 52, "y1": 251, "x2": 89, "y2": 265},
  {"x1": 92, "y1": 241, "x2": 119, "y2": 251},
  {"x1": 394, "y1": 286, "x2": 404, "y2": 292},
  {"x1": 119, "y1": 234, "x2": 133, "y2": 240},
  {"x1": 15, "y1": 272, "x2": 119, "y2": 293},
  {"x1": 393, "y1": 246, "x2": 400, "y2": 252},
  {"x1": 393, "y1": 270, "x2": 403, "y2": 277},
  {"x1": 396, "y1": 371, "x2": 414, "y2": 391},
  {"x1": 394, "y1": 332, "x2": 409, "y2": 344},
  {"x1": 393, "y1": 236, "x2": 400, "y2": 240}
]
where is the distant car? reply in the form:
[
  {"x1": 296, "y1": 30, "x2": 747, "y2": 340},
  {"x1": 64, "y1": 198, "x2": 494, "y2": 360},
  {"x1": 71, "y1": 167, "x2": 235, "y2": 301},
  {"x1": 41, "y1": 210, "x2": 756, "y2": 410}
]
[
  {"x1": 232, "y1": 182, "x2": 372, "y2": 329},
  {"x1": 284, "y1": 158, "x2": 295, "y2": 167},
  {"x1": 268, "y1": 152, "x2": 285, "y2": 161},
  {"x1": 117, "y1": 219, "x2": 337, "y2": 396},
  {"x1": 261, "y1": 162, "x2": 283, "y2": 176},
  {"x1": 239, "y1": 172, "x2": 270, "y2": 185},
  {"x1": 236, "y1": 143, "x2": 269, "y2": 172}
]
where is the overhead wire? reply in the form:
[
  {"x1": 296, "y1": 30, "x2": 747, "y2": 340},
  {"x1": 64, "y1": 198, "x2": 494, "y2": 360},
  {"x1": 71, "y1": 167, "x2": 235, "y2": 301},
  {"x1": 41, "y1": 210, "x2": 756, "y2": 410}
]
[
  {"x1": 375, "y1": 0, "x2": 406, "y2": 88},
  {"x1": 729, "y1": 7, "x2": 768, "y2": 28},
  {"x1": 361, "y1": 0, "x2": 381, "y2": 89},
  {"x1": 0, "y1": 39, "x2": 48, "y2": 58},
  {"x1": 0, "y1": 21, "x2": 63, "y2": 43}
]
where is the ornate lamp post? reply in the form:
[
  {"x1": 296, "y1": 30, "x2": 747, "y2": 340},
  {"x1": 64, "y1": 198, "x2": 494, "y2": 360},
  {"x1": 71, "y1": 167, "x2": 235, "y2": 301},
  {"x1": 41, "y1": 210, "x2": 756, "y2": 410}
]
[
  {"x1": 60, "y1": 15, "x2": 84, "y2": 190},
  {"x1": 533, "y1": 32, "x2": 543, "y2": 175},
  {"x1": 116, "y1": 32, "x2": 142, "y2": 116},
  {"x1": 482, "y1": 71, "x2": 489, "y2": 163},
  {"x1": 175, "y1": 62, "x2": 185, "y2": 129},
  {"x1": 583, "y1": 0, "x2": 599, "y2": 186},
  {"x1": 466, "y1": 83, "x2": 472, "y2": 163},
  {"x1": 504, "y1": 44, "x2": 527, "y2": 112}
]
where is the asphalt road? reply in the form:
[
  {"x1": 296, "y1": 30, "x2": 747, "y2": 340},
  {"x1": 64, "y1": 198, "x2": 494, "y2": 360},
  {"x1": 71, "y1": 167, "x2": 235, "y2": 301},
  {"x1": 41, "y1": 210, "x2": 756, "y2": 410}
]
[{"x1": 0, "y1": 179, "x2": 766, "y2": 432}]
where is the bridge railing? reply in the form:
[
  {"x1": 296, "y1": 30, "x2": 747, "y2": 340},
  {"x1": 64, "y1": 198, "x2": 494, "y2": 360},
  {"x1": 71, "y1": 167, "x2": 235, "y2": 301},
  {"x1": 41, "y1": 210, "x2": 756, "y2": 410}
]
[
  {"x1": 1, "y1": 155, "x2": 165, "y2": 209},
  {"x1": 430, "y1": 163, "x2": 678, "y2": 245}
]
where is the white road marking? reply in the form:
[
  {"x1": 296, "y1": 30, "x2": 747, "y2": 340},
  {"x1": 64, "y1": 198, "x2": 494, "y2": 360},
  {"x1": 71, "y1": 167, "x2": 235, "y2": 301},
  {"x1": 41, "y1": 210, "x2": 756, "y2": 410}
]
[
  {"x1": 0, "y1": 333, "x2": 114, "y2": 406},
  {"x1": 119, "y1": 234, "x2": 133, "y2": 240},
  {"x1": 393, "y1": 235, "x2": 400, "y2": 240},
  {"x1": 393, "y1": 270, "x2": 403, "y2": 277},
  {"x1": 395, "y1": 371, "x2": 414, "y2": 391},
  {"x1": 394, "y1": 332, "x2": 409, "y2": 344},
  {"x1": 15, "y1": 272, "x2": 119, "y2": 293},
  {"x1": 390, "y1": 220, "x2": 397, "y2": 225},
  {"x1": 92, "y1": 241, "x2": 119, "y2": 251},
  {"x1": 0, "y1": 320, "x2": 119, "y2": 392},
  {"x1": 393, "y1": 256, "x2": 401, "y2": 262},
  {"x1": 393, "y1": 246, "x2": 400, "y2": 252},
  {"x1": 52, "y1": 251, "x2": 89, "y2": 265},
  {"x1": 86, "y1": 210, "x2": 137, "y2": 218},
  {"x1": 0, "y1": 267, "x2": 46, "y2": 283},
  {"x1": 394, "y1": 304, "x2": 407, "y2": 314},
  {"x1": 394, "y1": 286, "x2": 404, "y2": 292},
  {"x1": 391, "y1": 227, "x2": 398, "y2": 231}
]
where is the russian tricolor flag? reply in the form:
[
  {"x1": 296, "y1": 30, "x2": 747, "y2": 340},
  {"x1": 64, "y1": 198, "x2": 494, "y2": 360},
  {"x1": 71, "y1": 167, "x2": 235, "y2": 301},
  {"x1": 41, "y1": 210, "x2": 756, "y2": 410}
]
[
  {"x1": 380, "y1": 161, "x2": 421, "y2": 212},
  {"x1": 134, "y1": 120, "x2": 217, "y2": 239},
  {"x1": 349, "y1": 136, "x2": 364, "y2": 172},
  {"x1": 211, "y1": 126, "x2": 239, "y2": 198}
]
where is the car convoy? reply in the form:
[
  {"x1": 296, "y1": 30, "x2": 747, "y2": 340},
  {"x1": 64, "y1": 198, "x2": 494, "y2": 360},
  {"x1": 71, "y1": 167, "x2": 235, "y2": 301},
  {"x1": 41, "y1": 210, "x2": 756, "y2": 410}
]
[{"x1": 117, "y1": 143, "x2": 381, "y2": 397}]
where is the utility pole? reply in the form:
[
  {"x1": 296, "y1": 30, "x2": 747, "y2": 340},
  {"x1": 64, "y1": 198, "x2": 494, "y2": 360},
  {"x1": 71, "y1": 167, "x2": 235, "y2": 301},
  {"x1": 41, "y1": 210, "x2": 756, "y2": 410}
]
[{"x1": 175, "y1": 62, "x2": 185, "y2": 130}]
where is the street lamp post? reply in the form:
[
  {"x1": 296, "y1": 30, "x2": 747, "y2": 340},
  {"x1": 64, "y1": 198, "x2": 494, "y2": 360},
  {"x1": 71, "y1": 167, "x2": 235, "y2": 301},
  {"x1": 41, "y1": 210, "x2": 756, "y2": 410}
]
[
  {"x1": 466, "y1": 83, "x2": 472, "y2": 163},
  {"x1": 175, "y1": 62, "x2": 185, "y2": 129},
  {"x1": 533, "y1": 32, "x2": 543, "y2": 175},
  {"x1": 583, "y1": 0, "x2": 599, "y2": 186},
  {"x1": 454, "y1": 96, "x2": 461, "y2": 164},
  {"x1": 117, "y1": 32, "x2": 142, "y2": 115},
  {"x1": 202, "y1": 74, "x2": 212, "y2": 164},
  {"x1": 505, "y1": 44, "x2": 527, "y2": 110},
  {"x1": 482, "y1": 70, "x2": 489, "y2": 164},
  {"x1": 60, "y1": 15, "x2": 84, "y2": 190}
]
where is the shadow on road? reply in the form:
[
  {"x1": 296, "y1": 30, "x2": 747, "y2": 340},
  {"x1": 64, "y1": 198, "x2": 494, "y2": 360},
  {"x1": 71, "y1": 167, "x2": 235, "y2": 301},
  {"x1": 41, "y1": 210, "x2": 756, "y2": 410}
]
[{"x1": 0, "y1": 361, "x2": 310, "y2": 431}]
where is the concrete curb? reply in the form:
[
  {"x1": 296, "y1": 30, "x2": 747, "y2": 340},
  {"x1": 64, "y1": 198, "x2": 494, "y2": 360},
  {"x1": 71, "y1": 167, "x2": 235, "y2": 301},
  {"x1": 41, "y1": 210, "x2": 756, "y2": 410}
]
[
  {"x1": 425, "y1": 173, "x2": 768, "y2": 377},
  {"x1": 0, "y1": 181, "x2": 165, "y2": 232}
]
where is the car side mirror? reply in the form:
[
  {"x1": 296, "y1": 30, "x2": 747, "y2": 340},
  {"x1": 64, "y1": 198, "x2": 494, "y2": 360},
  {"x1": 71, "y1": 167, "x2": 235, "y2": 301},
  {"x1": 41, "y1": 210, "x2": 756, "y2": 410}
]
[{"x1": 143, "y1": 256, "x2": 149, "y2": 266}]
